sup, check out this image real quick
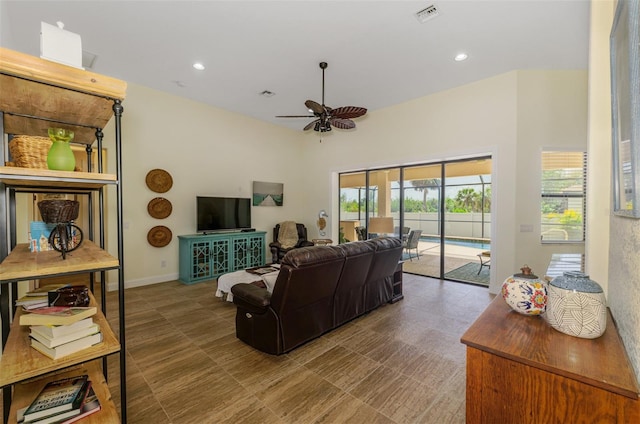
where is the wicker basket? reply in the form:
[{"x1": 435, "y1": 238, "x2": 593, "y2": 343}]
[
  {"x1": 8, "y1": 135, "x2": 52, "y2": 169},
  {"x1": 38, "y1": 200, "x2": 80, "y2": 223}
]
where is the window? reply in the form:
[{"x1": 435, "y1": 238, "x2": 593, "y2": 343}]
[{"x1": 541, "y1": 151, "x2": 587, "y2": 242}]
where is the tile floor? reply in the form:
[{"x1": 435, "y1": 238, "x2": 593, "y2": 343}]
[{"x1": 102, "y1": 273, "x2": 494, "y2": 423}]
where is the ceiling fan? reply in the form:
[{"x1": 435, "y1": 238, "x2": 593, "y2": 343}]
[{"x1": 277, "y1": 62, "x2": 367, "y2": 133}]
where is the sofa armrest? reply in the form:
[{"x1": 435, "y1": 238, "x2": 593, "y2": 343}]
[
  {"x1": 232, "y1": 283, "x2": 271, "y2": 314},
  {"x1": 298, "y1": 240, "x2": 315, "y2": 248}
]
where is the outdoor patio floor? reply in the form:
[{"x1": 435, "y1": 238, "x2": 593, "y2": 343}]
[{"x1": 402, "y1": 240, "x2": 489, "y2": 286}]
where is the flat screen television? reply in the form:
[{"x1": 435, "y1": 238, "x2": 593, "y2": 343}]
[{"x1": 196, "y1": 196, "x2": 252, "y2": 233}]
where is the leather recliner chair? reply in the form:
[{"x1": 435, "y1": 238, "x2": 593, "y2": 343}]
[{"x1": 269, "y1": 223, "x2": 314, "y2": 263}]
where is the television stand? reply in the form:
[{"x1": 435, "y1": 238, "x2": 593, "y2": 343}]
[{"x1": 178, "y1": 231, "x2": 266, "y2": 284}]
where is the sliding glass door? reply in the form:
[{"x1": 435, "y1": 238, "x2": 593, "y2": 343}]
[
  {"x1": 402, "y1": 164, "x2": 442, "y2": 278},
  {"x1": 441, "y1": 159, "x2": 492, "y2": 284},
  {"x1": 339, "y1": 156, "x2": 491, "y2": 286}
]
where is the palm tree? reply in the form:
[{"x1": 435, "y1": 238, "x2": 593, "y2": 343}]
[
  {"x1": 454, "y1": 188, "x2": 480, "y2": 211},
  {"x1": 409, "y1": 179, "x2": 440, "y2": 211}
]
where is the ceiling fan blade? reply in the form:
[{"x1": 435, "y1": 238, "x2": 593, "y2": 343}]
[
  {"x1": 304, "y1": 119, "x2": 320, "y2": 131},
  {"x1": 305, "y1": 100, "x2": 325, "y2": 114},
  {"x1": 331, "y1": 106, "x2": 367, "y2": 119},
  {"x1": 329, "y1": 118, "x2": 356, "y2": 130},
  {"x1": 276, "y1": 115, "x2": 315, "y2": 118}
]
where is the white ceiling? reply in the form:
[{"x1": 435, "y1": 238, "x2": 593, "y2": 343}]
[{"x1": 1, "y1": 0, "x2": 591, "y2": 131}]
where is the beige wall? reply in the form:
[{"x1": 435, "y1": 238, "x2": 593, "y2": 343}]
[
  {"x1": 515, "y1": 71, "x2": 588, "y2": 278},
  {"x1": 101, "y1": 69, "x2": 587, "y2": 294},
  {"x1": 304, "y1": 70, "x2": 587, "y2": 294},
  {"x1": 593, "y1": 0, "x2": 640, "y2": 380},
  {"x1": 102, "y1": 84, "x2": 304, "y2": 287}
]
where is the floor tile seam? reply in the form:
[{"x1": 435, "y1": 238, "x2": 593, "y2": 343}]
[
  {"x1": 127, "y1": 352, "x2": 175, "y2": 423},
  {"x1": 309, "y1": 391, "x2": 398, "y2": 424},
  {"x1": 412, "y1": 385, "x2": 462, "y2": 423},
  {"x1": 341, "y1": 366, "x2": 410, "y2": 424},
  {"x1": 234, "y1": 365, "x2": 334, "y2": 423},
  {"x1": 299, "y1": 359, "x2": 364, "y2": 393},
  {"x1": 286, "y1": 341, "x2": 341, "y2": 366},
  {"x1": 234, "y1": 361, "x2": 307, "y2": 398},
  {"x1": 286, "y1": 371, "x2": 354, "y2": 424}
]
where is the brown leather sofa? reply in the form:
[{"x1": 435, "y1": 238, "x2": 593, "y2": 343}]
[{"x1": 231, "y1": 237, "x2": 402, "y2": 355}]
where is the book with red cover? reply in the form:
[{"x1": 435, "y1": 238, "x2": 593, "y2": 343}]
[{"x1": 19, "y1": 307, "x2": 96, "y2": 326}]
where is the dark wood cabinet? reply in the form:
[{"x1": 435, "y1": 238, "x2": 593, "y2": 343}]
[{"x1": 461, "y1": 297, "x2": 640, "y2": 423}]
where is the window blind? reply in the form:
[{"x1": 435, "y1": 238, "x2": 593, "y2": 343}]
[{"x1": 541, "y1": 151, "x2": 587, "y2": 242}]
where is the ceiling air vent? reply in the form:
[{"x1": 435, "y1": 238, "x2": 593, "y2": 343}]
[
  {"x1": 82, "y1": 50, "x2": 97, "y2": 69},
  {"x1": 415, "y1": 5, "x2": 439, "y2": 23}
]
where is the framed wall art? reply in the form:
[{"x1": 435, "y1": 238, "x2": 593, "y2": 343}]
[
  {"x1": 611, "y1": 0, "x2": 640, "y2": 217},
  {"x1": 253, "y1": 181, "x2": 283, "y2": 206}
]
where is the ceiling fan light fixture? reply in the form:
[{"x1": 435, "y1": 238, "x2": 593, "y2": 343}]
[{"x1": 277, "y1": 61, "x2": 367, "y2": 133}]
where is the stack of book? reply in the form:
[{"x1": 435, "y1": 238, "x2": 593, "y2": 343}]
[
  {"x1": 20, "y1": 307, "x2": 101, "y2": 360},
  {"x1": 17, "y1": 375, "x2": 101, "y2": 423},
  {"x1": 15, "y1": 284, "x2": 71, "y2": 311}
]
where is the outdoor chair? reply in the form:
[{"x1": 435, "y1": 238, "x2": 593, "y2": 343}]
[
  {"x1": 394, "y1": 226, "x2": 410, "y2": 242},
  {"x1": 477, "y1": 251, "x2": 491, "y2": 274},
  {"x1": 403, "y1": 229, "x2": 422, "y2": 260}
]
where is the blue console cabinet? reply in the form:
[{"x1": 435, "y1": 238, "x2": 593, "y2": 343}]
[{"x1": 178, "y1": 231, "x2": 266, "y2": 284}]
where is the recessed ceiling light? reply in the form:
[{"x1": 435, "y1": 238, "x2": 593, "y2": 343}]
[
  {"x1": 193, "y1": 62, "x2": 205, "y2": 71},
  {"x1": 260, "y1": 90, "x2": 276, "y2": 97},
  {"x1": 454, "y1": 53, "x2": 468, "y2": 62}
]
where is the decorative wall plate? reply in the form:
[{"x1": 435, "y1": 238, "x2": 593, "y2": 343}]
[
  {"x1": 145, "y1": 169, "x2": 173, "y2": 193},
  {"x1": 147, "y1": 225, "x2": 172, "y2": 247},
  {"x1": 147, "y1": 197, "x2": 172, "y2": 219}
]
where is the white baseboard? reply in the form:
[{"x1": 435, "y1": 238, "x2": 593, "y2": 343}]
[{"x1": 107, "y1": 272, "x2": 180, "y2": 291}]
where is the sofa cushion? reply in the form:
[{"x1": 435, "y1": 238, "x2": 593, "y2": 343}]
[{"x1": 281, "y1": 245, "x2": 345, "y2": 268}]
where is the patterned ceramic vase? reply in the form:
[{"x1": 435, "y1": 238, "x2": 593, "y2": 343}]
[
  {"x1": 544, "y1": 271, "x2": 607, "y2": 339},
  {"x1": 501, "y1": 265, "x2": 547, "y2": 315}
]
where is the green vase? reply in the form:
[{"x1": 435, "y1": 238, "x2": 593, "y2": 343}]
[{"x1": 47, "y1": 128, "x2": 76, "y2": 171}]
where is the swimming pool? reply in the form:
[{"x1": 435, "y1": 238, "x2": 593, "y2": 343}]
[{"x1": 421, "y1": 236, "x2": 490, "y2": 250}]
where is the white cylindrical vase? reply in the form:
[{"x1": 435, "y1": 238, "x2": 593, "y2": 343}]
[{"x1": 544, "y1": 271, "x2": 607, "y2": 339}]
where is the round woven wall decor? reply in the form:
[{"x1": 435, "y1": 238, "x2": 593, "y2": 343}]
[
  {"x1": 147, "y1": 197, "x2": 172, "y2": 219},
  {"x1": 147, "y1": 226, "x2": 172, "y2": 247},
  {"x1": 145, "y1": 169, "x2": 173, "y2": 193}
]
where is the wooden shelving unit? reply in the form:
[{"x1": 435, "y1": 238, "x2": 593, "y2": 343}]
[
  {"x1": 8, "y1": 361, "x2": 118, "y2": 424},
  {"x1": 0, "y1": 294, "x2": 119, "y2": 387},
  {"x1": 0, "y1": 47, "x2": 127, "y2": 423}
]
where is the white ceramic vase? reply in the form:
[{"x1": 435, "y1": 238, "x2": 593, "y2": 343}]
[{"x1": 544, "y1": 271, "x2": 607, "y2": 339}]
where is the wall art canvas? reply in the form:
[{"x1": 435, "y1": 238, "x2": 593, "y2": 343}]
[
  {"x1": 253, "y1": 181, "x2": 284, "y2": 206},
  {"x1": 611, "y1": 0, "x2": 640, "y2": 217}
]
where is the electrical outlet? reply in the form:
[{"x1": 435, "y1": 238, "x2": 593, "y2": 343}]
[{"x1": 161, "y1": 260, "x2": 167, "y2": 268}]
